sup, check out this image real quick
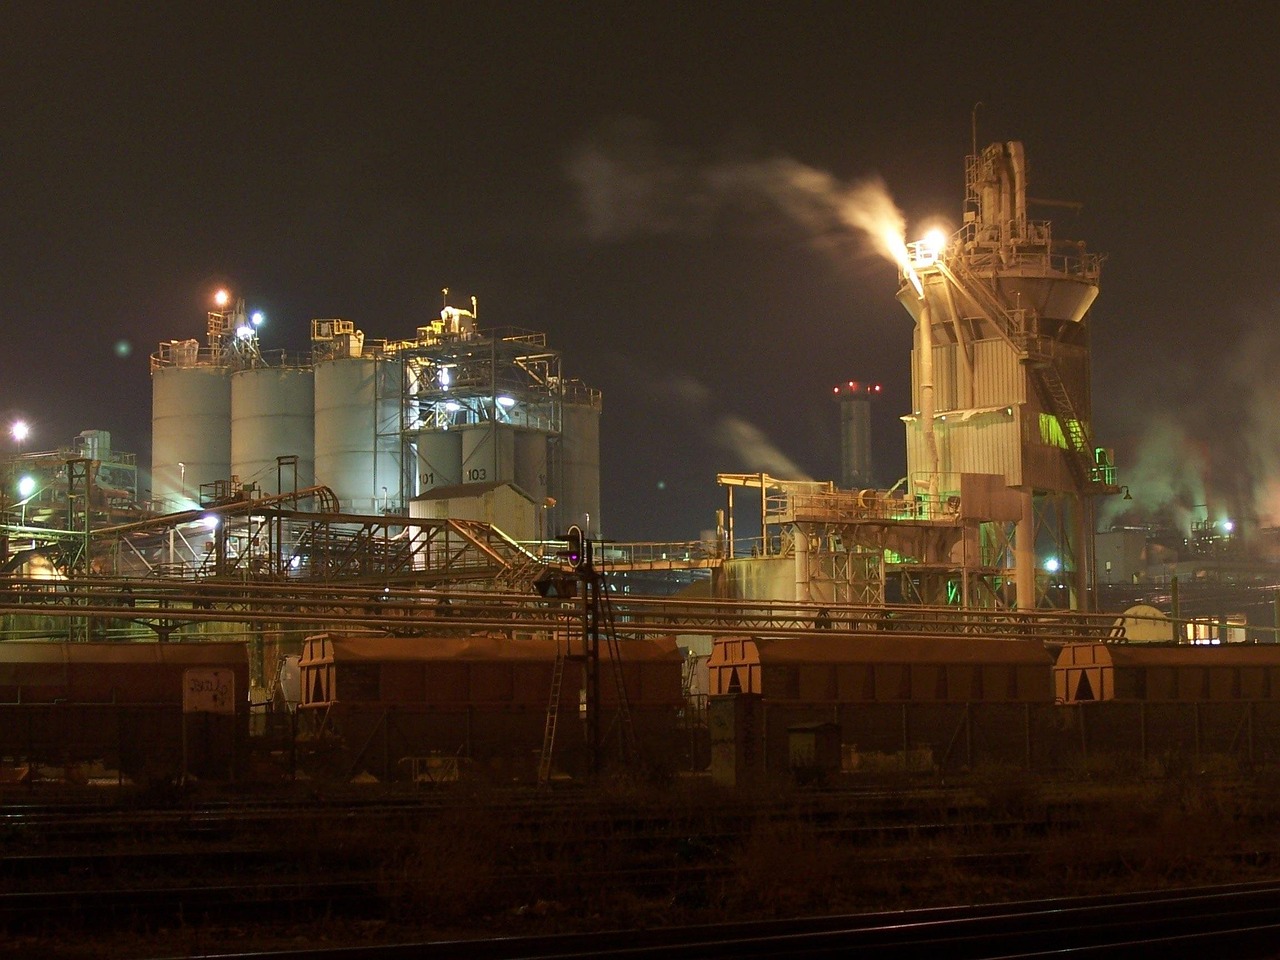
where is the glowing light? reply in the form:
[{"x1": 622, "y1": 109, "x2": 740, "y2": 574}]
[
  {"x1": 443, "y1": 400, "x2": 461, "y2": 412},
  {"x1": 1222, "y1": 520, "x2": 1235, "y2": 533},
  {"x1": 251, "y1": 311, "x2": 264, "y2": 326},
  {"x1": 922, "y1": 228, "x2": 948, "y2": 257},
  {"x1": 1044, "y1": 557, "x2": 1061, "y2": 573},
  {"x1": 235, "y1": 325, "x2": 254, "y2": 340},
  {"x1": 16, "y1": 476, "x2": 36, "y2": 498},
  {"x1": 10, "y1": 421, "x2": 29, "y2": 444},
  {"x1": 200, "y1": 514, "x2": 220, "y2": 530},
  {"x1": 496, "y1": 396, "x2": 516, "y2": 408},
  {"x1": 438, "y1": 367, "x2": 451, "y2": 388},
  {"x1": 214, "y1": 289, "x2": 230, "y2": 308}
]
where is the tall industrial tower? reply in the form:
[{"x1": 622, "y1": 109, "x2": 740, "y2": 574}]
[
  {"x1": 833, "y1": 380, "x2": 880, "y2": 490},
  {"x1": 896, "y1": 141, "x2": 1114, "y2": 609}
]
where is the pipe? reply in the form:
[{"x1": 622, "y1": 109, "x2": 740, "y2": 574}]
[
  {"x1": 1007, "y1": 140, "x2": 1027, "y2": 228},
  {"x1": 917, "y1": 301, "x2": 940, "y2": 502},
  {"x1": 794, "y1": 528, "x2": 810, "y2": 601},
  {"x1": 1016, "y1": 489, "x2": 1036, "y2": 611}
]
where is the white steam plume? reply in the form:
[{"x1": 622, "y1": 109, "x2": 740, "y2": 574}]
[
  {"x1": 667, "y1": 373, "x2": 811, "y2": 480},
  {"x1": 1105, "y1": 312, "x2": 1280, "y2": 533},
  {"x1": 1099, "y1": 417, "x2": 1207, "y2": 534},
  {"x1": 567, "y1": 121, "x2": 909, "y2": 270}
]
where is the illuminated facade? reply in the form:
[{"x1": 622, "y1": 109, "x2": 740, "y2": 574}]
[{"x1": 896, "y1": 141, "x2": 1114, "y2": 609}]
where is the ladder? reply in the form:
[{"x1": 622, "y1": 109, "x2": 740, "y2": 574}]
[
  {"x1": 599, "y1": 584, "x2": 638, "y2": 764},
  {"x1": 537, "y1": 626, "x2": 569, "y2": 786}
]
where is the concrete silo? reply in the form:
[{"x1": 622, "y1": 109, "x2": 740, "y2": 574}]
[
  {"x1": 313, "y1": 334, "x2": 403, "y2": 515},
  {"x1": 151, "y1": 339, "x2": 230, "y2": 510},
  {"x1": 231, "y1": 363, "x2": 315, "y2": 496},
  {"x1": 558, "y1": 390, "x2": 602, "y2": 540},
  {"x1": 395, "y1": 301, "x2": 600, "y2": 542}
]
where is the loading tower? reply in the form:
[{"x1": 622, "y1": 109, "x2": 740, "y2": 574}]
[{"x1": 896, "y1": 140, "x2": 1115, "y2": 609}]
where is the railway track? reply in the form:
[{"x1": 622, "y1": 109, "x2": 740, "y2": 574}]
[
  {"x1": 154, "y1": 881, "x2": 1280, "y2": 959},
  {"x1": 6, "y1": 782, "x2": 1280, "y2": 957}
]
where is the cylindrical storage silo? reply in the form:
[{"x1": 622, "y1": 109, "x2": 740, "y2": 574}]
[
  {"x1": 558, "y1": 402, "x2": 601, "y2": 538},
  {"x1": 514, "y1": 430, "x2": 549, "y2": 506},
  {"x1": 417, "y1": 430, "x2": 462, "y2": 493},
  {"x1": 314, "y1": 356, "x2": 403, "y2": 514},
  {"x1": 461, "y1": 423, "x2": 514, "y2": 486},
  {"x1": 152, "y1": 364, "x2": 231, "y2": 510},
  {"x1": 231, "y1": 366, "x2": 315, "y2": 496}
]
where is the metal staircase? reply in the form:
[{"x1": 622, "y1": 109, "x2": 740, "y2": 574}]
[
  {"x1": 1022, "y1": 340, "x2": 1095, "y2": 491},
  {"x1": 940, "y1": 259, "x2": 1101, "y2": 494}
]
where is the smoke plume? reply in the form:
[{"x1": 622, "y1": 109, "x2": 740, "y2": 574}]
[
  {"x1": 667, "y1": 373, "x2": 811, "y2": 480},
  {"x1": 1106, "y1": 311, "x2": 1280, "y2": 533},
  {"x1": 566, "y1": 120, "x2": 908, "y2": 270}
]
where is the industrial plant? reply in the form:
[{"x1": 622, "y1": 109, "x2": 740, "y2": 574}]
[{"x1": 3, "y1": 140, "x2": 1280, "y2": 787}]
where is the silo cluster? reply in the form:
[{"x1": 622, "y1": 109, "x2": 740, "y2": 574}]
[{"x1": 150, "y1": 299, "x2": 601, "y2": 540}]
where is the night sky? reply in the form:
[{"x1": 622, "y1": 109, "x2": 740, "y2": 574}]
[{"x1": 4, "y1": 3, "x2": 1279, "y2": 540}]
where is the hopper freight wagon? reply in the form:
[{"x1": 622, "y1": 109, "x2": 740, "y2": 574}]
[
  {"x1": 1054, "y1": 642, "x2": 1280, "y2": 764},
  {"x1": 298, "y1": 632, "x2": 687, "y2": 781},
  {"x1": 706, "y1": 634, "x2": 1056, "y2": 779},
  {"x1": 0, "y1": 641, "x2": 248, "y2": 780}
]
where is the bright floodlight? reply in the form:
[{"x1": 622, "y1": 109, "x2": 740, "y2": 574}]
[
  {"x1": 438, "y1": 367, "x2": 451, "y2": 388},
  {"x1": 496, "y1": 395, "x2": 516, "y2": 408},
  {"x1": 214, "y1": 289, "x2": 230, "y2": 308},
  {"x1": 1222, "y1": 520, "x2": 1235, "y2": 533},
  {"x1": 922, "y1": 228, "x2": 948, "y2": 257},
  {"x1": 235, "y1": 325, "x2": 254, "y2": 340},
  {"x1": 10, "y1": 421, "x2": 29, "y2": 444},
  {"x1": 16, "y1": 476, "x2": 36, "y2": 498},
  {"x1": 251, "y1": 311, "x2": 264, "y2": 326},
  {"x1": 1044, "y1": 557, "x2": 1061, "y2": 573},
  {"x1": 200, "y1": 514, "x2": 220, "y2": 530}
]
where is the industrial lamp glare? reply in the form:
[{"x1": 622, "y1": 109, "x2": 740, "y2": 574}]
[{"x1": 921, "y1": 228, "x2": 948, "y2": 257}]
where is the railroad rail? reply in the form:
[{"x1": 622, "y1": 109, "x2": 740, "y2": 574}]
[{"x1": 112, "y1": 882, "x2": 1280, "y2": 959}]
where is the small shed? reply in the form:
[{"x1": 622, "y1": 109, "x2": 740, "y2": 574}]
[
  {"x1": 1055, "y1": 643, "x2": 1280, "y2": 703},
  {"x1": 707, "y1": 634, "x2": 1054, "y2": 704},
  {"x1": 411, "y1": 481, "x2": 537, "y2": 541}
]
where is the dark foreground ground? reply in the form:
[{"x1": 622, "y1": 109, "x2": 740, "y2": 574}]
[{"x1": 6, "y1": 763, "x2": 1280, "y2": 959}]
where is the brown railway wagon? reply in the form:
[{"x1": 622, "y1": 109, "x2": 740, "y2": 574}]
[
  {"x1": 708, "y1": 634, "x2": 1055, "y2": 703},
  {"x1": 0, "y1": 641, "x2": 249, "y2": 779},
  {"x1": 298, "y1": 632, "x2": 688, "y2": 780},
  {"x1": 1052, "y1": 642, "x2": 1280, "y2": 764},
  {"x1": 707, "y1": 635, "x2": 1056, "y2": 779},
  {"x1": 1055, "y1": 642, "x2": 1280, "y2": 703}
]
